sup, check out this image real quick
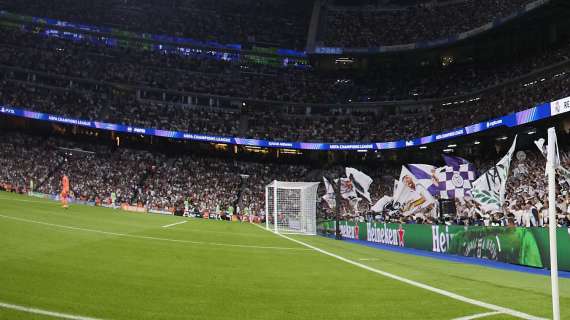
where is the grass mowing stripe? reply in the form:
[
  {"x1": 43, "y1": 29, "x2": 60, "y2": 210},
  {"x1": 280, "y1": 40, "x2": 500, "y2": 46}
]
[
  {"x1": 0, "y1": 196, "x2": 61, "y2": 205},
  {"x1": 452, "y1": 312, "x2": 504, "y2": 320},
  {"x1": 0, "y1": 301, "x2": 104, "y2": 320},
  {"x1": 0, "y1": 214, "x2": 311, "y2": 252},
  {"x1": 0, "y1": 195, "x2": 270, "y2": 238},
  {"x1": 161, "y1": 220, "x2": 188, "y2": 228},
  {"x1": 253, "y1": 225, "x2": 547, "y2": 320}
]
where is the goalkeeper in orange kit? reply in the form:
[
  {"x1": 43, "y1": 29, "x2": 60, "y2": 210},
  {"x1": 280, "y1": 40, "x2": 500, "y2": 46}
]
[{"x1": 61, "y1": 174, "x2": 70, "y2": 209}]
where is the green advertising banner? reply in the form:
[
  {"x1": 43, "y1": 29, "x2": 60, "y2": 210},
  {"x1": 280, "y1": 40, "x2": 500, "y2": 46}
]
[{"x1": 318, "y1": 221, "x2": 570, "y2": 272}]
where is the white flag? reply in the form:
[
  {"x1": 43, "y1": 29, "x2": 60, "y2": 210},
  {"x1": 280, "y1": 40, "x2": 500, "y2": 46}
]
[
  {"x1": 371, "y1": 195, "x2": 393, "y2": 213},
  {"x1": 407, "y1": 164, "x2": 443, "y2": 196},
  {"x1": 535, "y1": 138, "x2": 547, "y2": 158},
  {"x1": 472, "y1": 136, "x2": 517, "y2": 211},
  {"x1": 393, "y1": 166, "x2": 436, "y2": 216},
  {"x1": 339, "y1": 178, "x2": 358, "y2": 200},
  {"x1": 322, "y1": 176, "x2": 360, "y2": 209},
  {"x1": 535, "y1": 136, "x2": 562, "y2": 170},
  {"x1": 322, "y1": 177, "x2": 336, "y2": 209},
  {"x1": 536, "y1": 132, "x2": 570, "y2": 184},
  {"x1": 345, "y1": 167, "x2": 373, "y2": 203}
]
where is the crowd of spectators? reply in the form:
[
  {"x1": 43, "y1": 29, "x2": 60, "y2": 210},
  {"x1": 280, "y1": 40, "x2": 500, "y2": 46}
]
[
  {"x1": 0, "y1": 0, "x2": 542, "y2": 50},
  {"x1": 0, "y1": 26, "x2": 568, "y2": 104},
  {"x1": 323, "y1": 0, "x2": 534, "y2": 47},
  {"x1": 0, "y1": 0, "x2": 568, "y2": 233},
  {"x1": 2, "y1": 64, "x2": 569, "y2": 143},
  {"x1": 0, "y1": 81, "x2": 243, "y2": 137},
  {"x1": 326, "y1": 150, "x2": 570, "y2": 228},
  {"x1": 0, "y1": 132, "x2": 311, "y2": 215},
  {"x1": 0, "y1": 0, "x2": 311, "y2": 50},
  {"x1": 1, "y1": 132, "x2": 570, "y2": 228},
  {"x1": 0, "y1": 133, "x2": 148, "y2": 206},
  {"x1": 0, "y1": 25, "x2": 569, "y2": 143}
]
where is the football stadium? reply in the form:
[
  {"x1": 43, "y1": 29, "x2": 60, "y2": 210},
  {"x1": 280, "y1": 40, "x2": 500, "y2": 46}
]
[{"x1": 1, "y1": 0, "x2": 570, "y2": 319}]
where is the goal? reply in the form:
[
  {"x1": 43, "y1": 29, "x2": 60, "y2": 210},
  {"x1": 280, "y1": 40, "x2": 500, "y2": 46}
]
[{"x1": 265, "y1": 180, "x2": 320, "y2": 235}]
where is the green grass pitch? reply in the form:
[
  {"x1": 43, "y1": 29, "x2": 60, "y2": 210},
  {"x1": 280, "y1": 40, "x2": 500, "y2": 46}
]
[{"x1": 0, "y1": 191, "x2": 568, "y2": 320}]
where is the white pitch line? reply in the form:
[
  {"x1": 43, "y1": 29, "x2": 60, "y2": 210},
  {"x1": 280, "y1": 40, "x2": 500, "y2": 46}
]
[
  {"x1": 256, "y1": 227, "x2": 546, "y2": 320},
  {"x1": 0, "y1": 214, "x2": 311, "y2": 252},
  {"x1": 162, "y1": 220, "x2": 188, "y2": 228},
  {"x1": 0, "y1": 301, "x2": 103, "y2": 320},
  {"x1": 0, "y1": 196, "x2": 266, "y2": 237},
  {"x1": 452, "y1": 311, "x2": 504, "y2": 320}
]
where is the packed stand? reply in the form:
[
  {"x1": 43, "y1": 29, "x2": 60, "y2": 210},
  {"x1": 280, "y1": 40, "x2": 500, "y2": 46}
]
[
  {"x1": 0, "y1": 0, "x2": 311, "y2": 50},
  {"x1": 1, "y1": 132, "x2": 570, "y2": 227},
  {"x1": 0, "y1": 132, "x2": 311, "y2": 215},
  {"x1": 0, "y1": 26, "x2": 568, "y2": 104},
  {"x1": 0, "y1": 25, "x2": 569, "y2": 143},
  {"x1": 334, "y1": 150, "x2": 570, "y2": 228},
  {"x1": 3, "y1": 67, "x2": 569, "y2": 143},
  {"x1": 323, "y1": 0, "x2": 534, "y2": 47}
]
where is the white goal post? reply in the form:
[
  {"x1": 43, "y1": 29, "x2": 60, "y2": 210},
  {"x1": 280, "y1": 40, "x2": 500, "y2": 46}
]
[{"x1": 265, "y1": 180, "x2": 320, "y2": 235}]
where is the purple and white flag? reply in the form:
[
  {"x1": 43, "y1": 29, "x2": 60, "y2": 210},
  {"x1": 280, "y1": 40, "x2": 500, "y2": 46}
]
[
  {"x1": 408, "y1": 157, "x2": 477, "y2": 199},
  {"x1": 432, "y1": 155, "x2": 478, "y2": 199},
  {"x1": 393, "y1": 166, "x2": 436, "y2": 215},
  {"x1": 435, "y1": 164, "x2": 476, "y2": 199},
  {"x1": 407, "y1": 164, "x2": 441, "y2": 196},
  {"x1": 442, "y1": 155, "x2": 472, "y2": 168}
]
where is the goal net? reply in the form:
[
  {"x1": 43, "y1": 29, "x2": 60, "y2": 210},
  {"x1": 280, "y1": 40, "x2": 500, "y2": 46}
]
[{"x1": 265, "y1": 180, "x2": 320, "y2": 235}]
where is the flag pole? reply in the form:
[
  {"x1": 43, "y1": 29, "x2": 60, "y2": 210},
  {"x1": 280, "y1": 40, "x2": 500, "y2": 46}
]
[{"x1": 547, "y1": 127, "x2": 560, "y2": 320}]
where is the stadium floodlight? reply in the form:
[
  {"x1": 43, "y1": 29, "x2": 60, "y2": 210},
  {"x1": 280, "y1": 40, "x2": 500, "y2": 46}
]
[{"x1": 265, "y1": 181, "x2": 319, "y2": 235}]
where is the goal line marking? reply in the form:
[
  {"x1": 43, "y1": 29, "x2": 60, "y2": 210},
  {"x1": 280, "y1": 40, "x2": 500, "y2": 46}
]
[
  {"x1": 253, "y1": 225, "x2": 546, "y2": 320},
  {"x1": 452, "y1": 311, "x2": 504, "y2": 320},
  {"x1": 162, "y1": 220, "x2": 188, "y2": 228},
  {"x1": 0, "y1": 214, "x2": 312, "y2": 252},
  {"x1": 0, "y1": 301, "x2": 103, "y2": 320}
]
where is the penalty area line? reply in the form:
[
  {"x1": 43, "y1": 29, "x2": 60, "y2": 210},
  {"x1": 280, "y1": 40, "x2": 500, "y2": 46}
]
[
  {"x1": 256, "y1": 226, "x2": 546, "y2": 320},
  {"x1": 162, "y1": 220, "x2": 188, "y2": 228},
  {"x1": 0, "y1": 301, "x2": 104, "y2": 320}
]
